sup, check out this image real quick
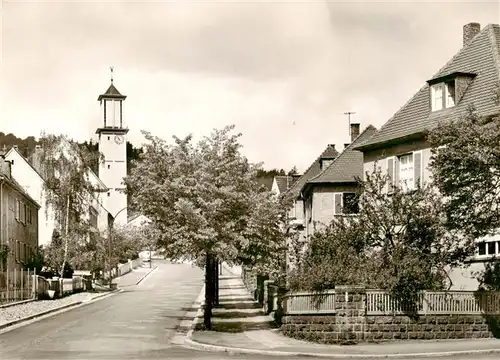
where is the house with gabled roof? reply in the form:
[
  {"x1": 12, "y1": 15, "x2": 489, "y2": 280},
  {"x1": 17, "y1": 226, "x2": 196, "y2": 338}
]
[
  {"x1": 353, "y1": 22, "x2": 500, "y2": 290},
  {"x1": 284, "y1": 141, "x2": 340, "y2": 277},
  {"x1": 271, "y1": 175, "x2": 300, "y2": 195},
  {"x1": 300, "y1": 125, "x2": 377, "y2": 236},
  {"x1": 4, "y1": 144, "x2": 111, "y2": 247},
  {"x1": 286, "y1": 143, "x2": 339, "y2": 231},
  {"x1": 1, "y1": 154, "x2": 40, "y2": 271}
]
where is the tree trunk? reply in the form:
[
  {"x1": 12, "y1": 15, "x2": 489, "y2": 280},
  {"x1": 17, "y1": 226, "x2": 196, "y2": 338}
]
[
  {"x1": 59, "y1": 196, "x2": 71, "y2": 296},
  {"x1": 203, "y1": 252, "x2": 213, "y2": 330},
  {"x1": 214, "y1": 260, "x2": 219, "y2": 306}
]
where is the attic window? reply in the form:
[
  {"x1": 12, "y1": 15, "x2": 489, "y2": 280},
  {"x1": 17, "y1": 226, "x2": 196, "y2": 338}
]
[
  {"x1": 321, "y1": 159, "x2": 333, "y2": 171},
  {"x1": 431, "y1": 81, "x2": 456, "y2": 111}
]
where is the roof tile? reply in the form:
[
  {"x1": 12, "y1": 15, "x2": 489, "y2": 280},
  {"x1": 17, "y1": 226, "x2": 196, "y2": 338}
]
[
  {"x1": 305, "y1": 125, "x2": 377, "y2": 188},
  {"x1": 287, "y1": 144, "x2": 339, "y2": 198},
  {"x1": 357, "y1": 24, "x2": 500, "y2": 150}
]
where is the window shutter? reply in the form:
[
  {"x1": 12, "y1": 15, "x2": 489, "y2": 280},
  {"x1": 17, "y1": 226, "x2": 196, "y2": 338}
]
[
  {"x1": 334, "y1": 193, "x2": 342, "y2": 215},
  {"x1": 414, "y1": 151, "x2": 422, "y2": 188},
  {"x1": 387, "y1": 157, "x2": 394, "y2": 192}
]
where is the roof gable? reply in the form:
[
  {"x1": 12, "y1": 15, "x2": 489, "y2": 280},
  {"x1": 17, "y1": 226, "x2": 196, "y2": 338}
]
[
  {"x1": 5, "y1": 147, "x2": 45, "y2": 181},
  {"x1": 357, "y1": 24, "x2": 500, "y2": 151},
  {"x1": 287, "y1": 144, "x2": 339, "y2": 198},
  {"x1": 274, "y1": 175, "x2": 297, "y2": 193},
  {"x1": 304, "y1": 125, "x2": 377, "y2": 190}
]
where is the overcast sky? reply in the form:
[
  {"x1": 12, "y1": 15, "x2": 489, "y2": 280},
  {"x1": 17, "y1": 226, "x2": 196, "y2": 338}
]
[{"x1": 1, "y1": 0, "x2": 499, "y2": 172}]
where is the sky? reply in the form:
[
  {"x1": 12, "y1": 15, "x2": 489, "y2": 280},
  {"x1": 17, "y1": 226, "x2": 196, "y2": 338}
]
[{"x1": 1, "y1": 0, "x2": 500, "y2": 173}]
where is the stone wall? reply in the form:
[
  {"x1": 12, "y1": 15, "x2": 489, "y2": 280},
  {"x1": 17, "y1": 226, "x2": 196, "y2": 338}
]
[{"x1": 281, "y1": 285, "x2": 500, "y2": 344}]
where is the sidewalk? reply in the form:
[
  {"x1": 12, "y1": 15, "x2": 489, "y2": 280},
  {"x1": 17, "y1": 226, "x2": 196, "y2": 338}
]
[
  {"x1": 188, "y1": 266, "x2": 500, "y2": 358},
  {"x1": 114, "y1": 262, "x2": 158, "y2": 287}
]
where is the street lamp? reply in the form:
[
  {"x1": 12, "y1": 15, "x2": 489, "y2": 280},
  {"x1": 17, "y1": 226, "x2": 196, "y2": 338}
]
[{"x1": 107, "y1": 206, "x2": 128, "y2": 287}]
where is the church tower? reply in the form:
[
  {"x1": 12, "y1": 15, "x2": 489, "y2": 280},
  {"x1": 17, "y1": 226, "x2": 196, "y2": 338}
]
[{"x1": 96, "y1": 68, "x2": 128, "y2": 225}]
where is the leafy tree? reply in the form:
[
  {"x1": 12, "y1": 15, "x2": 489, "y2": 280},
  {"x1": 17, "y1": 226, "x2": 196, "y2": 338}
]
[
  {"x1": 237, "y1": 190, "x2": 292, "y2": 288},
  {"x1": 38, "y1": 134, "x2": 102, "y2": 281},
  {"x1": 125, "y1": 125, "x2": 287, "y2": 329},
  {"x1": 288, "y1": 166, "x2": 299, "y2": 176},
  {"x1": 428, "y1": 105, "x2": 500, "y2": 240},
  {"x1": 109, "y1": 225, "x2": 145, "y2": 264},
  {"x1": 25, "y1": 246, "x2": 45, "y2": 274},
  {"x1": 256, "y1": 168, "x2": 286, "y2": 178}
]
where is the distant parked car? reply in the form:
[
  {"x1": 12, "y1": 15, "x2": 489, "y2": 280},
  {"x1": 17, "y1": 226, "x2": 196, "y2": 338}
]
[{"x1": 139, "y1": 250, "x2": 151, "y2": 261}]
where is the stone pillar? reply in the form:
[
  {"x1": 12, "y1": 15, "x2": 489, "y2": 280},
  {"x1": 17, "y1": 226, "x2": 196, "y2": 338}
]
[{"x1": 334, "y1": 285, "x2": 367, "y2": 342}]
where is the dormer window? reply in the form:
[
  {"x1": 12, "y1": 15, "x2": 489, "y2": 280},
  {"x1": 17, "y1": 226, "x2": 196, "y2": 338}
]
[
  {"x1": 321, "y1": 159, "x2": 333, "y2": 171},
  {"x1": 431, "y1": 81, "x2": 456, "y2": 111}
]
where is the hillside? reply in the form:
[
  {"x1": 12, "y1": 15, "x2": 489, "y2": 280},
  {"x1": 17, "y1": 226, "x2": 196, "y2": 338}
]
[{"x1": 0, "y1": 132, "x2": 143, "y2": 173}]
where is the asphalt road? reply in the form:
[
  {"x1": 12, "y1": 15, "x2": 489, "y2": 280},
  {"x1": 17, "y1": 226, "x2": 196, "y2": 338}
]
[{"x1": 1, "y1": 260, "x2": 499, "y2": 360}]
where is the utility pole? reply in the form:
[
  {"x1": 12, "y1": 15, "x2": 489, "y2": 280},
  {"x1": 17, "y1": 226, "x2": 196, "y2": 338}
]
[{"x1": 344, "y1": 111, "x2": 356, "y2": 138}]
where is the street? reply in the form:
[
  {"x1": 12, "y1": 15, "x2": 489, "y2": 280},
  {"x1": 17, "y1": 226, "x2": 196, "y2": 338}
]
[{"x1": 0, "y1": 260, "x2": 498, "y2": 360}]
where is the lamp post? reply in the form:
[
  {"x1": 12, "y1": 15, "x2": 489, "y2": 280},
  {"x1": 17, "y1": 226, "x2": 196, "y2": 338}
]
[{"x1": 108, "y1": 206, "x2": 128, "y2": 287}]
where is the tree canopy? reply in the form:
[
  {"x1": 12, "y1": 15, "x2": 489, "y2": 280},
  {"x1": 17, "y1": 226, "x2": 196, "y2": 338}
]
[
  {"x1": 288, "y1": 168, "x2": 473, "y2": 306},
  {"x1": 125, "y1": 125, "x2": 288, "y2": 267},
  {"x1": 38, "y1": 134, "x2": 102, "y2": 277},
  {"x1": 428, "y1": 105, "x2": 500, "y2": 239}
]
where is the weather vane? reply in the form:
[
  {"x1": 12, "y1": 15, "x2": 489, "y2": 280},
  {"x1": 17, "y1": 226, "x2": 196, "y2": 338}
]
[{"x1": 110, "y1": 66, "x2": 114, "y2": 83}]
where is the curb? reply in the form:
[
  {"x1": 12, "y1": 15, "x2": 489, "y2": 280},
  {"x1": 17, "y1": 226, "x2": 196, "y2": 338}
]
[
  {"x1": 0, "y1": 298, "x2": 36, "y2": 309},
  {"x1": 185, "y1": 284, "x2": 205, "y2": 335},
  {"x1": 135, "y1": 264, "x2": 159, "y2": 285},
  {"x1": 183, "y1": 338, "x2": 500, "y2": 358},
  {"x1": 0, "y1": 289, "x2": 122, "y2": 332},
  {"x1": 181, "y1": 271, "x2": 500, "y2": 358},
  {"x1": 0, "y1": 301, "x2": 83, "y2": 331}
]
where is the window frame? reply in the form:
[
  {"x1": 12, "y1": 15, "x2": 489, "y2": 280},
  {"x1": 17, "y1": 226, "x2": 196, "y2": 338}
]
[
  {"x1": 477, "y1": 240, "x2": 500, "y2": 258},
  {"x1": 333, "y1": 192, "x2": 360, "y2": 216},
  {"x1": 431, "y1": 81, "x2": 456, "y2": 111},
  {"x1": 398, "y1": 153, "x2": 415, "y2": 191}
]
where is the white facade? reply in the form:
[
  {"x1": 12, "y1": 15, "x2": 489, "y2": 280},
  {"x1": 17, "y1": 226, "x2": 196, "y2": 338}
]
[
  {"x1": 126, "y1": 214, "x2": 151, "y2": 229},
  {"x1": 97, "y1": 84, "x2": 128, "y2": 226},
  {"x1": 5, "y1": 146, "x2": 111, "y2": 247},
  {"x1": 5, "y1": 148, "x2": 54, "y2": 247}
]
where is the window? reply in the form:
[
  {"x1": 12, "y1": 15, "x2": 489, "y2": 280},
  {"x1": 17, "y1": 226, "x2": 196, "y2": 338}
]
[
  {"x1": 107, "y1": 164, "x2": 111, "y2": 169},
  {"x1": 342, "y1": 193, "x2": 359, "y2": 214},
  {"x1": 477, "y1": 241, "x2": 500, "y2": 257},
  {"x1": 399, "y1": 153, "x2": 414, "y2": 190},
  {"x1": 90, "y1": 207, "x2": 98, "y2": 229},
  {"x1": 108, "y1": 136, "x2": 110, "y2": 140},
  {"x1": 22, "y1": 203, "x2": 27, "y2": 224},
  {"x1": 15, "y1": 199, "x2": 20, "y2": 221},
  {"x1": 321, "y1": 159, "x2": 333, "y2": 171},
  {"x1": 8, "y1": 194, "x2": 14, "y2": 211},
  {"x1": 445, "y1": 81, "x2": 456, "y2": 107},
  {"x1": 431, "y1": 81, "x2": 455, "y2": 111},
  {"x1": 107, "y1": 192, "x2": 111, "y2": 197},
  {"x1": 334, "y1": 192, "x2": 359, "y2": 215}
]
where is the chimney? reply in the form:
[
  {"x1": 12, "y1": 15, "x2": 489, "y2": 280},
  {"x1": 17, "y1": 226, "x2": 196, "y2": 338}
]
[
  {"x1": 463, "y1": 22, "x2": 480, "y2": 46},
  {"x1": 350, "y1": 123, "x2": 360, "y2": 142},
  {"x1": 344, "y1": 143, "x2": 350, "y2": 149},
  {"x1": 0, "y1": 157, "x2": 12, "y2": 178}
]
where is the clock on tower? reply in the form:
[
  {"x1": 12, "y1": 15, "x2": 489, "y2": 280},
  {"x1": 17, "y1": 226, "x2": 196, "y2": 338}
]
[{"x1": 96, "y1": 69, "x2": 129, "y2": 226}]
